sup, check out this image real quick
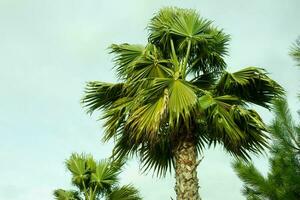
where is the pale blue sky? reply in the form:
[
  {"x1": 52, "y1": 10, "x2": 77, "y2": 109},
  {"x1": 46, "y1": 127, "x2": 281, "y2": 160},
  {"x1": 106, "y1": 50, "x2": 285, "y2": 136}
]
[{"x1": 0, "y1": 0, "x2": 299, "y2": 199}]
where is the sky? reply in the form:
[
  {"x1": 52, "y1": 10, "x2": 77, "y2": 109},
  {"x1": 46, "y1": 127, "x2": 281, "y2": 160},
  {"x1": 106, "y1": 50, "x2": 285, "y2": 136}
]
[{"x1": 0, "y1": 0, "x2": 299, "y2": 199}]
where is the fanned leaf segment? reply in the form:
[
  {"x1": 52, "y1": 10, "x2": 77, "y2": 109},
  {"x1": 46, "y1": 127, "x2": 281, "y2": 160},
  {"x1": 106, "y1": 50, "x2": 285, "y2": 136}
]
[
  {"x1": 82, "y1": 7, "x2": 283, "y2": 200},
  {"x1": 54, "y1": 153, "x2": 142, "y2": 200}
]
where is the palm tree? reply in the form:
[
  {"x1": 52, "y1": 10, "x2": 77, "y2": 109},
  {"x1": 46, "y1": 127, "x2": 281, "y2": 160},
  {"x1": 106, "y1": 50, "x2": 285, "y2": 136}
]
[
  {"x1": 233, "y1": 98, "x2": 300, "y2": 200},
  {"x1": 54, "y1": 153, "x2": 141, "y2": 200},
  {"x1": 82, "y1": 7, "x2": 283, "y2": 200}
]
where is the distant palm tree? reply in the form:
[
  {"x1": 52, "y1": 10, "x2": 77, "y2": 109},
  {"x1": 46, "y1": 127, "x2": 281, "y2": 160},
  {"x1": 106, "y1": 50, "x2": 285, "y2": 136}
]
[
  {"x1": 83, "y1": 7, "x2": 283, "y2": 200},
  {"x1": 54, "y1": 153, "x2": 141, "y2": 200},
  {"x1": 233, "y1": 98, "x2": 300, "y2": 200}
]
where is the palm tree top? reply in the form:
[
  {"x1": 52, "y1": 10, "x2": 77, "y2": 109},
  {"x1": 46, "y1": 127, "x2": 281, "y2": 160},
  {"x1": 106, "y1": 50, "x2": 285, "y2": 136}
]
[{"x1": 82, "y1": 7, "x2": 284, "y2": 176}]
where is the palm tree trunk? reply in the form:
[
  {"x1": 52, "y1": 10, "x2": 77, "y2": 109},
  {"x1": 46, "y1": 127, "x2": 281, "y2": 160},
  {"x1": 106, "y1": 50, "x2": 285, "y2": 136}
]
[{"x1": 174, "y1": 137, "x2": 200, "y2": 200}]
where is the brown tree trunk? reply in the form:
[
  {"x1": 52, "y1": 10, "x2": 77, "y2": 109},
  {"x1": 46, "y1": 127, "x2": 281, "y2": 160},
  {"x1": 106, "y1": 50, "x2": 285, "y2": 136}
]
[{"x1": 174, "y1": 137, "x2": 201, "y2": 200}]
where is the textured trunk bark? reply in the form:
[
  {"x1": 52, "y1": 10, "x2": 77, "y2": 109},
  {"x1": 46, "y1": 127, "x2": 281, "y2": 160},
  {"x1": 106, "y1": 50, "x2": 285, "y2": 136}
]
[{"x1": 174, "y1": 138, "x2": 201, "y2": 200}]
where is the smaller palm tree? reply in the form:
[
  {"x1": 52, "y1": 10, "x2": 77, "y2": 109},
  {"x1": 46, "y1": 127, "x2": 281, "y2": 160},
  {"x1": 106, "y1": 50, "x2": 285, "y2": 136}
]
[{"x1": 54, "y1": 153, "x2": 142, "y2": 200}]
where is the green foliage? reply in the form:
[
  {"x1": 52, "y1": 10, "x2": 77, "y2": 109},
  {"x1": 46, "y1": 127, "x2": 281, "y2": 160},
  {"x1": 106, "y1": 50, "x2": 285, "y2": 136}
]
[
  {"x1": 290, "y1": 37, "x2": 300, "y2": 98},
  {"x1": 54, "y1": 153, "x2": 141, "y2": 200},
  {"x1": 82, "y1": 7, "x2": 283, "y2": 176},
  {"x1": 233, "y1": 98, "x2": 300, "y2": 200},
  {"x1": 54, "y1": 189, "x2": 81, "y2": 200},
  {"x1": 290, "y1": 37, "x2": 300, "y2": 66},
  {"x1": 107, "y1": 185, "x2": 142, "y2": 200},
  {"x1": 216, "y1": 67, "x2": 283, "y2": 109}
]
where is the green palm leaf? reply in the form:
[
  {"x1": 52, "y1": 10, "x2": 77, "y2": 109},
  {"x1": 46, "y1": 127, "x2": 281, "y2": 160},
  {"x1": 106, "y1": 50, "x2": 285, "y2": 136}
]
[
  {"x1": 90, "y1": 159, "x2": 121, "y2": 193},
  {"x1": 199, "y1": 93, "x2": 268, "y2": 159},
  {"x1": 190, "y1": 72, "x2": 218, "y2": 90},
  {"x1": 107, "y1": 185, "x2": 142, "y2": 200},
  {"x1": 101, "y1": 96, "x2": 133, "y2": 142},
  {"x1": 187, "y1": 27, "x2": 230, "y2": 75},
  {"x1": 130, "y1": 44, "x2": 172, "y2": 80},
  {"x1": 168, "y1": 79, "x2": 198, "y2": 119},
  {"x1": 54, "y1": 189, "x2": 82, "y2": 200},
  {"x1": 139, "y1": 136, "x2": 174, "y2": 177},
  {"x1": 125, "y1": 77, "x2": 198, "y2": 142},
  {"x1": 149, "y1": 7, "x2": 229, "y2": 75},
  {"x1": 82, "y1": 82, "x2": 125, "y2": 114},
  {"x1": 110, "y1": 44, "x2": 145, "y2": 79},
  {"x1": 66, "y1": 154, "x2": 92, "y2": 190},
  {"x1": 216, "y1": 67, "x2": 284, "y2": 109},
  {"x1": 149, "y1": 7, "x2": 212, "y2": 49}
]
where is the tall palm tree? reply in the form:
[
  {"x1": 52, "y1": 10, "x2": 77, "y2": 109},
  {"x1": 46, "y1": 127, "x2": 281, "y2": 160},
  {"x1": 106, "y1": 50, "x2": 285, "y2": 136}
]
[
  {"x1": 54, "y1": 153, "x2": 141, "y2": 200},
  {"x1": 233, "y1": 98, "x2": 300, "y2": 200},
  {"x1": 82, "y1": 7, "x2": 283, "y2": 200}
]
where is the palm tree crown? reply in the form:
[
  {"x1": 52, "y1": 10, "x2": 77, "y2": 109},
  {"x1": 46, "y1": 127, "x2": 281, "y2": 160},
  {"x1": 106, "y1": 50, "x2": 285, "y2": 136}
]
[
  {"x1": 83, "y1": 7, "x2": 283, "y2": 175},
  {"x1": 54, "y1": 153, "x2": 141, "y2": 200}
]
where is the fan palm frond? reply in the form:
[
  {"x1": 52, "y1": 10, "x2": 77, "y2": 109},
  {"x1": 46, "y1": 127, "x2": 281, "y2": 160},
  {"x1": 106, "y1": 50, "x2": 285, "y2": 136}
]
[
  {"x1": 216, "y1": 67, "x2": 284, "y2": 109},
  {"x1": 130, "y1": 44, "x2": 172, "y2": 80},
  {"x1": 187, "y1": 27, "x2": 230, "y2": 76},
  {"x1": 54, "y1": 189, "x2": 82, "y2": 200},
  {"x1": 90, "y1": 159, "x2": 120, "y2": 193},
  {"x1": 82, "y1": 82, "x2": 125, "y2": 114},
  {"x1": 66, "y1": 153, "x2": 92, "y2": 190},
  {"x1": 149, "y1": 7, "x2": 229, "y2": 76},
  {"x1": 190, "y1": 72, "x2": 218, "y2": 90},
  {"x1": 139, "y1": 136, "x2": 174, "y2": 177},
  {"x1": 107, "y1": 185, "x2": 142, "y2": 200},
  {"x1": 110, "y1": 44, "x2": 145, "y2": 79},
  {"x1": 199, "y1": 93, "x2": 268, "y2": 159},
  {"x1": 125, "y1": 77, "x2": 198, "y2": 142}
]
